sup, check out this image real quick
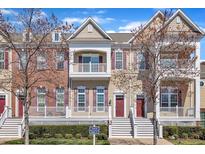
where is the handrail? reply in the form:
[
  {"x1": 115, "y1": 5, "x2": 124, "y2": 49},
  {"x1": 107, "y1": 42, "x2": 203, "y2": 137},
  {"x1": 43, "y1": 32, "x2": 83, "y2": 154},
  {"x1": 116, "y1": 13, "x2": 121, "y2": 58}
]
[
  {"x1": 129, "y1": 107, "x2": 136, "y2": 138},
  {"x1": 0, "y1": 106, "x2": 8, "y2": 128}
]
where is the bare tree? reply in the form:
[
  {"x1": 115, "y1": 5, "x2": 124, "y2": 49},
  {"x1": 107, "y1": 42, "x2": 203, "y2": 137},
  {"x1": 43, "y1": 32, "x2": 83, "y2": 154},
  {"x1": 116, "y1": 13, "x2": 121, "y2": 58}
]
[
  {"x1": 112, "y1": 9, "x2": 202, "y2": 144},
  {"x1": 0, "y1": 9, "x2": 72, "y2": 144}
]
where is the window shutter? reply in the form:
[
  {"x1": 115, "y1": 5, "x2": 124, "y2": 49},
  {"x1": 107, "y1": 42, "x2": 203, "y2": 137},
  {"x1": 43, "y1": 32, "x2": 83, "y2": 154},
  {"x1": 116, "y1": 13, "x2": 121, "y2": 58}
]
[
  {"x1": 111, "y1": 51, "x2": 115, "y2": 69},
  {"x1": 45, "y1": 88, "x2": 48, "y2": 107},
  {"x1": 93, "y1": 88, "x2": 96, "y2": 112},
  {"x1": 74, "y1": 88, "x2": 77, "y2": 111},
  {"x1": 178, "y1": 90, "x2": 182, "y2": 107},
  {"x1": 4, "y1": 50, "x2": 8, "y2": 69},
  {"x1": 123, "y1": 51, "x2": 126, "y2": 69},
  {"x1": 105, "y1": 88, "x2": 108, "y2": 112},
  {"x1": 86, "y1": 88, "x2": 89, "y2": 112},
  {"x1": 35, "y1": 88, "x2": 38, "y2": 106},
  {"x1": 134, "y1": 53, "x2": 138, "y2": 70},
  {"x1": 99, "y1": 56, "x2": 103, "y2": 63},
  {"x1": 64, "y1": 88, "x2": 68, "y2": 106},
  {"x1": 79, "y1": 56, "x2": 82, "y2": 63},
  {"x1": 145, "y1": 52, "x2": 149, "y2": 69}
]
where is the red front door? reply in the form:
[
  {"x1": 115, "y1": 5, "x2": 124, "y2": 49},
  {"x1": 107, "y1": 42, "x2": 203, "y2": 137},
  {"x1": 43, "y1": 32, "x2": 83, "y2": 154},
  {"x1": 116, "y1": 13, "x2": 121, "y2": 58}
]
[
  {"x1": 136, "y1": 99, "x2": 144, "y2": 117},
  {"x1": 18, "y1": 96, "x2": 24, "y2": 117},
  {"x1": 0, "y1": 96, "x2": 6, "y2": 114},
  {"x1": 116, "y1": 95, "x2": 124, "y2": 117}
]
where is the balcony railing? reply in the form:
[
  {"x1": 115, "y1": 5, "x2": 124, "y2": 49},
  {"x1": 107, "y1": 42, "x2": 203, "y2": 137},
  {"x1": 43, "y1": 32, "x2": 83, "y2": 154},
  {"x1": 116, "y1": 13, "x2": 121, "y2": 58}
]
[
  {"x1": 160, "y1": 106, "x2": 195, "y2": 118},
  {"x1": 160, "y1": 59, "x2": 195, "y2": 69},
  {"x1": 73, "y1": 63, "x2": 107, "y2": 72},
  {"x1": 29, "y1": 106, "x2": 109, "y2": 118}
]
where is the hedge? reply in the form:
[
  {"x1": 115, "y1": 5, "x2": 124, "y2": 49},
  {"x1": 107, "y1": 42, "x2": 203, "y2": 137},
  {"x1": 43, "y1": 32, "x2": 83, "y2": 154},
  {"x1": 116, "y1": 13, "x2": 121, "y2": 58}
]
[
  {"x1": 29, "y1": 125, "x2": 108, "y2": 139},
  {"x1": 163, "y1": 126, "x2": 205, "y2": 140}
]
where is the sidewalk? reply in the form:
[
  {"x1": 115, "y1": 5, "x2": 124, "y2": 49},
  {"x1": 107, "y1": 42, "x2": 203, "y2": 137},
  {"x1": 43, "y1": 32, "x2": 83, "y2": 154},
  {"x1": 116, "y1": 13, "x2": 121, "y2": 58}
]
[{"x1": 109, "y1": 138, "x2": 173, "y2": 145}]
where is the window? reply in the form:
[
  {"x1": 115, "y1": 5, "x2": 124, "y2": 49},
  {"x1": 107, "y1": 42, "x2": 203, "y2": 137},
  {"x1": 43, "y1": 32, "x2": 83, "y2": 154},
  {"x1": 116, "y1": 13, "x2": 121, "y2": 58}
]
[
  {"x1": 88, "y1": 24, "x2": 93, "y2": 33},
  {"x1": 81, "y1": 54, "x2": 99, "y2": 72},
  {"x1": 23, "y1": 31, "x2": 32, "y2": 42},
  {"x1": 160, "y1": 59, "x2": 177, "y2": 69},
  {"x1": 201, "y1": 112, "x2": 205, "y2": 128},
  {"x1": 19, "y1": 50, "x2": 27, "y2": 70},
  {"x1": 176, "y1": 16, "x2": 181, "y2": 24},
  {"x1": 96, "y1": 87, "x2": 105, "y2": 112},
  {"x1": 52, "y1": 32, "x2": 61, "y2": 42},
  {"x1": 56, "y1": 87, "x2": 64, "y2": 112},
  {"x1": 77, "y1": 87, "x2": 86, "y2": 111},
  {"x1": 37, "y1": 52, "x2": 47, "y2": 70},
  {"x1": 115, "y1": 50, "x2": 123, "y2": 69},
  {"x1": 161, "y1": 87, "x2": 178, "y2": 107},
  {"x1": 37, "y1": 88, "x2": 46, "y2": 112},
  {"x1": 56, "y1": 52, "x2": 64, "y2": 69},
  {"x1": 0, "y1": 50, "x2": 4, "y2": 69},
  {"x1": 137, "y1": 53, "x2": 146, "y2": 69}
]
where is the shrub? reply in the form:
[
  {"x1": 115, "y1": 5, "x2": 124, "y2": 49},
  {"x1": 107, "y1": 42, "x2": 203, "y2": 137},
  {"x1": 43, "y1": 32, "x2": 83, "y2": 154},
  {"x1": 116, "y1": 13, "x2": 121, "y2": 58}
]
[
  {"x1": 29, "y1": 133, "x2": 37, "y2": 139},
  {"x1": 181, "y1": 133, "x2": 189, "y2": 139},
  {"x1": 173, "y1": 134, "x2": 179, "y2": 140},
  {"x1": 199, "y1": 129, "x2": 205, "y2": 140},
  {"x1": 65, "y1": 134, "x2": 73, "y2": 139},
  {"x1": 29, "y1": 125, "x2": 108, "y2": 138},
  {"x1": 42, "y1": 133, "x2": 52, "y2": 138},
  {"x1": 54, "y1": 133, "x2": 64, "y2": 138},
  {"x1": 163, "y1": 126, "x2": 178, "y2": 137},
  {"x1": 96, "y1": 133, "x2": 108, "y2": 140},
  {"x1": 75, "y1": 133, "x2": 82, "y2": 139}
]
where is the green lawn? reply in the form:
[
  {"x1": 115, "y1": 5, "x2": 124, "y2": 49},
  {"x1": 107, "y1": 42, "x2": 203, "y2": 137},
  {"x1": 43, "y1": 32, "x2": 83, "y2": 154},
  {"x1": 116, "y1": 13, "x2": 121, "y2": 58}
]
[
  {"x1": 168, "y1": 139, "x2": 205, "y2": 145},
  {"x1": 3, "y1": 138, "x2": 110, "y2": 145}
]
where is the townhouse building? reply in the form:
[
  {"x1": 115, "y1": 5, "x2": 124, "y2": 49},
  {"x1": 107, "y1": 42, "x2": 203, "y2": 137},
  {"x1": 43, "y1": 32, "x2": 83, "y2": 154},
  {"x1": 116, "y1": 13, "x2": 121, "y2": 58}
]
[{"x1": 0, "y1": 9, "x2": 204, "y2": 138}]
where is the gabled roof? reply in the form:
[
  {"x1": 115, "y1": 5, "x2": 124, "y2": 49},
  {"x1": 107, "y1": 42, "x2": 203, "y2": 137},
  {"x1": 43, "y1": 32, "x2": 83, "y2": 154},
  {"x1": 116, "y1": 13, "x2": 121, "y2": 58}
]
[
  {"x1": 68, "y1": 17, "x2": 112, "y2": 41},
  {"x1": 128, "y1": 10, "x2": 164, "y2": 43},
  {"x1": 161, "y1": 9, "x2": 205, "y2": 35}
]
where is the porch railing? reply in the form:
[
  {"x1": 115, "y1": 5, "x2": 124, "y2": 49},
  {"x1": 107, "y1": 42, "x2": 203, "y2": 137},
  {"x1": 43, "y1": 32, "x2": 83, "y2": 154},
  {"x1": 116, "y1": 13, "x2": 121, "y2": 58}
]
[
  {"x1": 29, "y1": 106, "x2": 109, "y2": 118},
  {"x1": 73, "y1": 63, "x2": 107, "y2": 72},
  {"x1": 160, "y1": 59, "x2": 195, "y2": 69},
  {"x1": 0, "y1": 106, "x2": 9, "y2": 128},
  {"x1": 160, "y1": 106, "x2": 195, "y2": 118}
]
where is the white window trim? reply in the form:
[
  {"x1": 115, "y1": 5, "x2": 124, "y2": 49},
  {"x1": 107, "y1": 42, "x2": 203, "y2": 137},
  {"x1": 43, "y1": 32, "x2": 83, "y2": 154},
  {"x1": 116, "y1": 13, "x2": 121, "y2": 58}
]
[
  {"x1": 115, "y1": 49, "x2": 123, "y2": 70},
  {"x1": 37, "y1": 88, "x2": 46, "y2": 112},
  {"x1": 176, "y1": 16, "x2": 181, "y2": 24},
  {"x1": 77, "y1": 86, "x2": 86, "y2": 112},
  {"x1": 52, "y1": 32, "x2": 61, "y2": 42},
  {"x1": 0, "y1": 49, "x2": 5, "y2": 69},
  {"x1": 56, "y1": 52, "x2": 64, "y2": 69},
  {"x1": 37, "y1": 52, "x2": 47, "y2": 70},
  {"x1": 56, "y1": 87, "x2": 64, "y2": 112},
  {"x1": 160, "y1": 86, "x2": 178, "y2": 108},
  {"x1": 96, "y1": 86, "x2": 105, "y2": 112},
  {"x1": 87, "y1": 24, "x2": 93, "y2": 33},
  {"x1": 137, "y1": 52, "x2": 146, "y2": 70}
]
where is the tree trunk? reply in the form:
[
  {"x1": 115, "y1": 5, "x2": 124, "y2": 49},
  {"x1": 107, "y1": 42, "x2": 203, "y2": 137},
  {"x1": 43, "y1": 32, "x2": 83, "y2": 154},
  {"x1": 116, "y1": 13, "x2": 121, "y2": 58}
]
[
  {"x1": 24, "y1": 104, "x2": 29, "y2": 145},
  {"x1": 153, "y1": 102, "x2": 158, "y2": 145}
]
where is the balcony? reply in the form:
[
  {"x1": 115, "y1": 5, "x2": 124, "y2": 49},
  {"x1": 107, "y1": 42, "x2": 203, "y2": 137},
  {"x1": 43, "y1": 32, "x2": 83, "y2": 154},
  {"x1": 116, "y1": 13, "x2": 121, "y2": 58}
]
[
  {"x1": 159, "y1": 59, "x2": 196, "y2": 78},
  {"x1": 70, "y1": 62, "x2": 111, "y2": 79}
]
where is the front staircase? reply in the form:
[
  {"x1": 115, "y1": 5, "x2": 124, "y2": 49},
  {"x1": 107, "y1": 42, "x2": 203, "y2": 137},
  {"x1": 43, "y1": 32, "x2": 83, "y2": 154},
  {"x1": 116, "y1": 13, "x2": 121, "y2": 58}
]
[
  {"x1": 110, "y1": 117, "x2": 154, "y2": 138},
  {"x1": 0, "y1": 118, "x2": 22, "y2": 138}
]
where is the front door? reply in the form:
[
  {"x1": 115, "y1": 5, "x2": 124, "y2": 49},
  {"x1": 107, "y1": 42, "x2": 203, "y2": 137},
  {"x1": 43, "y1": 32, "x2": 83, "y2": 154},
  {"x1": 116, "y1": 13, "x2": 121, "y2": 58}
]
[
  {"x1": 136, "y1": 98, "x2": 144, "y2": 117},
  {"x1": 18, "y1": 96, "x2": 24, "y2": 117},
  {"x1": 0, "y1": 95, "x2": 6, "y2": 114},
  {"x1": 116, "y1": 95, "x2": 124, "y2": 117}
]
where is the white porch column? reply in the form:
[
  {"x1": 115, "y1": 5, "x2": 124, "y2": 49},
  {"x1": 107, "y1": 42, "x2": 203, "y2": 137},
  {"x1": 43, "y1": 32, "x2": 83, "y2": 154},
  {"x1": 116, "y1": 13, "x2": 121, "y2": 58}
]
[
  {"x1": 108, "y1": 105, "x2": 112, "y2": 121},
  {"x1": 195, "y1": 42, "x2": 200, "y2": 119},
  {"x1": 69, "y1": 50, "x2": 74, "y2": 73},
  {"x1": 107, "y1": 49, "x2": 111, "y2": 74}
]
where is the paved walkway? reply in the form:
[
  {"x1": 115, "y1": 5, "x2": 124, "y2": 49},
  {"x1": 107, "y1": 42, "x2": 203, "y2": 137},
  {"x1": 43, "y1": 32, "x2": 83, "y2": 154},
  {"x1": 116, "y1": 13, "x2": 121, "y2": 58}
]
[{"x1": 109, "y1": 138, "x2": 173, "y2": 145}]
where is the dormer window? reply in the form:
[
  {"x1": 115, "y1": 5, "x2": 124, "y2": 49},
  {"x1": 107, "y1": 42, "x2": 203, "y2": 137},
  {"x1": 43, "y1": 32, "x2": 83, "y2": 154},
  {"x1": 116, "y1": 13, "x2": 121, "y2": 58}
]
[
  {"x1": 88, "y1": 24, "x2": 93, "y2": 33},
  {"x1": 52, "y1": 32, "x2": 61, "y2": 42},
  {"x1": 23, "y1": 31, "x2": 32, "y2": 42},
  {"x1": 176, "y1": 16, "x2": 181, "y2": 24}
]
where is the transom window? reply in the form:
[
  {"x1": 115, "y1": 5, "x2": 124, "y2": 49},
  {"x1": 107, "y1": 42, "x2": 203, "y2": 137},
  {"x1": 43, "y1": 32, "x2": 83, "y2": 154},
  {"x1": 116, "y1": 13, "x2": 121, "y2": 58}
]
[
  {"x1": 37, "y1": 88, "x2": 46, "y2": 112},
  {"x1": 0, "y1": 50, "x2": 4, "y2": 69},
  {"x1": 115, "y1": 50, "x2": 123, "y2": 69},
  {"x1": 161, "y1": 87, "x2": 178, "y2": 107},
  {"x1": 96, "y1": 87, "x2": 105, "y2": 112},
  {"x1": 56, "y1": 87, "x2": 64, "y2": 112},
  {"x1": 56, "y1": 52, "x2": 64, "y2": 69},
  {"x1": 77, "y1": 87, "x2": 86, "y2": 111},
  {"x1": 37, "y1": 52, "x2": 47, "y2": 70}
]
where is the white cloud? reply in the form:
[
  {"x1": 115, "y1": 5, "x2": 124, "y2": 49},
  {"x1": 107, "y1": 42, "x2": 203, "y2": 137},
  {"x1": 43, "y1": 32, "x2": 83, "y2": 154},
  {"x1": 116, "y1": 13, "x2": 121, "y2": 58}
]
[
  {"x1": 63, "y1": 16, "x2": 115, "y2": 25},
  {"x1": 106, "y1": 30, "x2": 116, "y2": 33},
  {"x1": 118, "y1": 21, "x2": 146, "y2": 32},
  {"x1": 0, "y1": 9, "x2": 18, "y2": 15},
  {"x1": 63, "y1": 17, "x2": 86, "y2": 24},
  {"x1": 96, "y1": 10, "x2": 106, "y2": 14}
]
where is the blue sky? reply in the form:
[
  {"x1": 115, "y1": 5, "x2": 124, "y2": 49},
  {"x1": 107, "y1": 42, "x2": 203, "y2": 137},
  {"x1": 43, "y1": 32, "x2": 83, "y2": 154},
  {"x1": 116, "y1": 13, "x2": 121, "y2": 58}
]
[{"x1": 1, "y1": 8, "x2": 205, "y2": 59}]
